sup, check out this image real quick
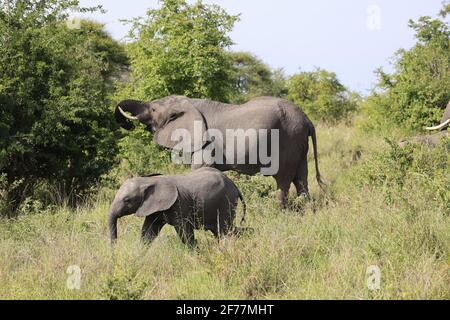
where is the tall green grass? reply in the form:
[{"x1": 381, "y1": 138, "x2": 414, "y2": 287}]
[{"x1": 0, "y1": 124, "x2": 448, "y2": 299}]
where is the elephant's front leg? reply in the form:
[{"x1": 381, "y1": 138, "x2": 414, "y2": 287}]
[
  {"x1": 293, "y1": 155, "x2": 310, "y2": 199},
  {"x1": 141, "y1": 213, "x2": 165, "y2": 244},
  {"x1": 174, "y1": 219, "x2": 197, "y2": 248},
  {"x1": 277, "y1": 183, "x2": 290, "y2": 209}
]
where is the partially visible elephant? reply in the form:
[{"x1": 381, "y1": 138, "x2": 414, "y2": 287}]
[
  {"x1": 425, "y1": 100, "x2": 450, "y2": 131},
  {"x1": 399, "y1": 101, "x2": 450, "y2": 147},
  {"x1": 115, "y1": 95, "x2": 325, "y2": 208},
  {"x1": 108, "y1": 168, "x2": 246, "y2": 247},
  {"x1": 398, "y1": 131, "x2": 450, "y2": 148},
  {"x1": 398, "y1": 102, "x2": 450, "y2": 148}
]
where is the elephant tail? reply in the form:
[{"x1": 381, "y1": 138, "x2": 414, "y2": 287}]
[
  {"x1": 238, "y1": 189, "x2": 247, "y2": 226},
  {"x1": 309, "y1": 122, "x2": 326, "y2": 191}
]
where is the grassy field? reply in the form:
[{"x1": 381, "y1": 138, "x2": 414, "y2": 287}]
[{"x1": 0, "y1": 124, "x2": 449, "y2": 299}]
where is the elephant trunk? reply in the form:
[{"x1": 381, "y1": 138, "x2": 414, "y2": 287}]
[
  {"x1": 108, "y1": 211, "x2": 120, "y2": 244},
  {"x1": 115, "y1": 100, "x2": 148, "y2": 130}
]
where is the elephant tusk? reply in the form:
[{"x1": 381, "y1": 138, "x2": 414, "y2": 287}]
[
  {"x1": 425, "y1": 119, "x2": 450, "y2": 131},
  {"x1": 118, "y1": 106, "x2": 138, "y2": 121}
]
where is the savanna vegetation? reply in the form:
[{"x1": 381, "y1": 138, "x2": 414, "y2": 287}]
[{"x1": 0, "y1": 0, "x2": 449, "y2": 299}]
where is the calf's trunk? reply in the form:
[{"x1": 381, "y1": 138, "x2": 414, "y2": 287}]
[{"x1": 108, "y1": 211, "x2": 120, "y2": 244}]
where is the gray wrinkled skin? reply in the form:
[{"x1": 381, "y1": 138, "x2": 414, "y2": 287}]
[
  {"x1": 115, "y1": 95, "x2": 325, "y2": 208},
  {"x1": 108, "y1": 168, "x2": 245, "y2": 247}
]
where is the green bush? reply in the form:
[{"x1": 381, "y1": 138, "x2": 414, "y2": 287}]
[
  {"x1": 287, "y1": 68, "x2": 359, "y2": 123},
  {"x1": 228, "y1": 51, "x2": 287, "y2": 104},
  {"x1": 362, "y1": 11, "x2": 450, "y2": 131},
  {"x1": 356, "y1": 138, "x2": 449, "y2": 212},
  {"x1": 101, "y1": 269, "x2": 148, "y2": 300},
  {"x1": 102, "y1": 127, "x2": 173, "y2": 189},
  {"x1": 0, "y1": 1, "x2": 128, "y2": 213},
  {"x1": 230, "y1": 173, "x2": 276, "y2": 200}
]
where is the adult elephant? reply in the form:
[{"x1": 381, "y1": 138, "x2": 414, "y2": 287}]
[
  {"x1": 115, "y1": 95, "x2": 324, "y2": 208},
  {"x1": 426, "y1": 100, "x2": 450, "y2": 131}
]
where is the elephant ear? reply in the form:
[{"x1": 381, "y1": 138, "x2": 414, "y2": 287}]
[
  {"x1": 154, "y1": 97, "x2": 207, "y2": 152},
  {"x1": 135, "y1": 178, "x2": 178, "y2": 217},
  {"x1": 115, "y1": 100, "x2": 149, "y2": 130}
]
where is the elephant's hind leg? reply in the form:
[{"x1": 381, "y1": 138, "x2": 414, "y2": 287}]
[
  {"x1": 275, "y1": 176, "x2": 293, "y2": 209},
  {"x1": 141, "y1": 213, "x2": 166, "y2": 244},
  {"x1": 215, "y1": 206, "x2": 236, "y2": 237},
  {"x1": 293, "y1": 155, "x2": 310, "y2": 199},
  {"x1": 277, "y1": 182, "x2": 290, "y2": 209},
  {"x1": 174, "y1": 220, "x2": 197, "y2": 248}
]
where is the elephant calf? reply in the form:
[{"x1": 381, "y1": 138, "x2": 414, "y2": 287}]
[{"x1": 108, "y1": 168, "x2": 246, "y2": 247}]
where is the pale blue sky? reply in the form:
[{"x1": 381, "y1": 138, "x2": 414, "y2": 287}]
[{"x1": 78, "y1": 0, "x2": 447, "y2": 93}]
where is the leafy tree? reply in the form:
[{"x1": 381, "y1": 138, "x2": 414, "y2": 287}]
[
  {"x1": 363, "y1": 5, "x2": 450, "y2": 131},
  {"x1": 0, "y1": 0, "x2": 128, "y2": 213},
  {"x1": 271, "y1": 68, "x2": 289, "y2": 100},
  {"x1": 287, "y1": 68, "x2": 358, "y2": 123},
  {"x1": 120, "y1": 0, "x2": 239, "y2": 102},
  {"x1": 228, "y1": 51, "x2": 287, "y2": 104},
  {"x1": 439, "y1": 1, "x2": 450, "y2": 18}
]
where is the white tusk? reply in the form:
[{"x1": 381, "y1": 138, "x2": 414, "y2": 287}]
[
  {"x1": 425, "y1": 119, "x2": 450, "y2": 131},
  {"x1": 118, "y1": 106, "x2": 138, "y2": 121}
]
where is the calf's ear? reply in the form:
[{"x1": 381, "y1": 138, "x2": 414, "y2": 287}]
[{"x1": 135, "y1": 179, "x2": 178, "y2": 217}]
